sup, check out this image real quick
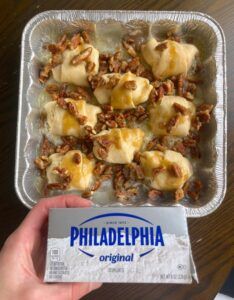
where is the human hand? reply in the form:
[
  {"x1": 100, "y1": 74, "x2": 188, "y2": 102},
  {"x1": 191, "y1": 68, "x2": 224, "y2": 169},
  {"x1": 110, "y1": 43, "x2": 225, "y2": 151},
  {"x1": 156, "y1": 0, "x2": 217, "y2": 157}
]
[{"x1": 0, "y1": 194, "x2": 102, "y2": 300}]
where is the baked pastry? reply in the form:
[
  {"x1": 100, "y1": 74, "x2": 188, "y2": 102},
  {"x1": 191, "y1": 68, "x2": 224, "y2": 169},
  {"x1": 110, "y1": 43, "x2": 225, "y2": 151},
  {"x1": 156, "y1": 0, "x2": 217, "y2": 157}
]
[
  {"x1": 46, "y1": 150, "x2": 94, "y2": 191},
  {"x1": 44, "y1": 99, "x2": 101, "y2": 137},
  {"x1": 149, "y1": 95, "x2": 196, "y2": 136},
  {"x1": 141, "y1": 38, "x2": 198, "y2": 79},
  {"x1": 93, "y1": 128, "x2": 144, "y2": 164},
  {"x1": 94, "y1": 72, "x2": 153, "y2": 109},
  {"x1": 52, "y1": 43, "x2": 99, "y2": 86},
  {"x1": 140, "y1": 150, "x2": 193, "y2": 191}
]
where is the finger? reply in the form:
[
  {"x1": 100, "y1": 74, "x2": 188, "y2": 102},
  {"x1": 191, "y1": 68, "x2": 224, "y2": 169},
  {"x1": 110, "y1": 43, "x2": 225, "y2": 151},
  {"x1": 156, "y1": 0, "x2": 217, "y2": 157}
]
[{"x1": 16, "y1": 194, "x2": 91, "y2": 241}]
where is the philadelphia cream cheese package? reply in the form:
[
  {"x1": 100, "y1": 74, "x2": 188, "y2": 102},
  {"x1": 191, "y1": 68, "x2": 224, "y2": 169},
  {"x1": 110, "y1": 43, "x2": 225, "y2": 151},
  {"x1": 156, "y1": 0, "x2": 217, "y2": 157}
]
[{"x1": 44, "y1": 207, "x2": 198, "y2": 283}]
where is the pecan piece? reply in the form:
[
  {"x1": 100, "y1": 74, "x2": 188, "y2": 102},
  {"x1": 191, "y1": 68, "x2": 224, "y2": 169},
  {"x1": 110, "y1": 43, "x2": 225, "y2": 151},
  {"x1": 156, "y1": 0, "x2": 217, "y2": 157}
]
[
  {"x1": 57, "y1": 97, "x2": 68, "y2": 110},
  {"x1": 73, "y1": 152, "x2": 81, "y2": 164},
  {"x1": 81, "y1": 190, "x2": 93, "y2": 198},
  {"x1": 124, "y1": 80, "x2": 137, "y2": 90},
  {"x1": 40, "y1": 136, "x2": 55, "y2": 156},
  {"x1": 91, "y1": 180, "x2": 101, "y2": 192},
  {"x1": 173, "y1": 102, "x2": 188, "y2": 115},
  {"x1": 71, "y1": 47, "x2": 92, "y2": 65},
  {"x1": 170, "y1": 163, "x2": 183, "y2": 178},
  {"x1": 122, "y1": 40, "x2": 137, "y2": 57},
  {"x1": 166, "y1": 114, "x2": 180, "y2": 133},
  {"x1": 39, "y1": 63, "x2": 52, "y2": 83},
  {"x1": 155, "y1": 42, "x2": 168, "y2": 51},
  {"x1": 66, "y1": 102, "x2": 87, "y2": 125},
  {"x1": 34, "y1": 156, "x2": 51, "y2": 170},
  {"x1": 56, "y1": 144, "x2": 71, "y2": 154},
  {"x1": 81, "y1": 31, "x2": 90, "y2": 43},
  {"x1": 152, "y1": 166, "x2": 166, "y2": 176},
  {"x1": 148, "y1": 189, "x2": 161, "y2": 200},
  {"x1": 46, "y1": 84, "x2": 60, "y2": 94},
  {"x1": 47, "y1": 183, "x2": 67, "y2": 190},
  {"x1": 177, "y1": 74, "x2": 184, "y2": 96},
  {"x1": 175, "y1": 188, "x2": 184, "y2": 201},
  {"x1": 86, "y1": 61, "x2": 95, "y2": 73},
  {"x1": 97, "y1": 147, "x2": 108, "y2": 159},
  {"x1": 93, "y1": 162, "x2": 106, "y2": 176},
  {"x1": 70, "y1": 33, "x2": 83, "y2": 49}
]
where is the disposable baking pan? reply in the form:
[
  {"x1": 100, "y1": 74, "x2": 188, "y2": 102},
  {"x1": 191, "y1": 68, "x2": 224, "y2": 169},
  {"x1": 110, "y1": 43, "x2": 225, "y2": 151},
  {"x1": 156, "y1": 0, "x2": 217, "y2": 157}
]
[{"x1": 15, "y1": 10, "x2": 227, "y2": 217}]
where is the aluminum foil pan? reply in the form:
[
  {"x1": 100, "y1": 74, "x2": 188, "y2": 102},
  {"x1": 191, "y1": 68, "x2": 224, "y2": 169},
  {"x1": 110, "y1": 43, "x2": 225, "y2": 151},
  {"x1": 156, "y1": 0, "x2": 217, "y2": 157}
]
[{"x1": 15, "y1": 10, "x2": 227, "y2": 217}]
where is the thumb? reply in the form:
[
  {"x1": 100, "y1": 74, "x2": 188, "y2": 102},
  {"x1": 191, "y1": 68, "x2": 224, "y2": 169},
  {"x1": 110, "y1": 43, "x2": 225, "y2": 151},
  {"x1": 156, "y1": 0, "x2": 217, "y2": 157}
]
[
  {"x1": 71, "y1": 282, "x2": 103, "y2": 300},
  {"x1": 37, "y1": 282, "x2": 102, "y2": 300}
]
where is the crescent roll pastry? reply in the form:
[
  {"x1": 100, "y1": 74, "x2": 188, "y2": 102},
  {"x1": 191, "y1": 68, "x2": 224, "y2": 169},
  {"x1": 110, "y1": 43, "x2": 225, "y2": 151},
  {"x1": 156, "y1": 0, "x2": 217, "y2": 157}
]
[
  {"x1": 94, "y1": 72, "x2": 153, "y2": 109},
  {"x1": 46, "y1": 150, "x2": 94, "y2": 191},
  {"x1": 93, "y1": 128, "x2": 144, "y2": 164},
  {"x1": 44, "y1": 99, "x2": 101, "y2": 137},
  {"x1": 140, "y1": 150, "x2": 193, "y2": 191},
  {"x1": 141, "y1": 38, "x2": 198, "y2": 79},
  {"x1": 149, "y1": 95, "x2": 196, "y2": 137},
  {"x1": 52, "y1": 43, "x2": 99, "y2": 86}
]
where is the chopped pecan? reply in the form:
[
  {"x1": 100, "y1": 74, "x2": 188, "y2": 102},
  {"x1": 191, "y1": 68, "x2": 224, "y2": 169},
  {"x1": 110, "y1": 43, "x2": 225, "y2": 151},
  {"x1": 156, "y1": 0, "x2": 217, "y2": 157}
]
[
  {"x1": 167, "y1": 31, "x2": 181, "y2": 42},
  {"x1": 34, "y1": 156, "x2": 51, "y2": 170},
  {"x1": 155, "y1": 42, "x2": 168, "y2": 51},
  {"x1": 134, "y1": 164, "x2": 145, "y2": 180},
  {"x1": 153, "y1": 166, "x2": 166, "y2": 176},
  {"x1": 183, "y1": 91, "x2": 194, "y2": 101},
  {"x1": 93, "y1": 162, "x2": 106, "y2": 176},
  {"x1": 198, "y1": 104, "x2": 214, "y2": 113},
  {"x1": 133, "y1": 152, "x2": 141, "y2": 164},
  {"x1": 61, "y1": 136, "x2": 79, "y2": 148},
  {"x1": 170, "y1": 163, "x2": 183, "y2": 178},
  {"x1": 46, "y1": 84, "x2": 60, "y2": 94},
  {"x1": 73, "y1": 152, "x2": 81, "y2": 164},
  {"x1": 162, "y1": 79, "x2": 174, "y2": 95},
  {"x1": 177, "y1": 74, "x2": 184, "y2": 96},
  {"x1": 71, "y1": 47, "x2": 92, "y2": 65},
  {"x1": 148, "y1": 189, "x2": 161, "y2": 200},
  {"x1": 84, "y1": 125, "x2": 96, "y2": 136},
  {"x1": 47, "y1": 183, "x2": 67, "y2": 190},
  {"x1": 86, "y1": 61, "x2": 95, "y2": 73},
  {"x1": 51, "y1": 52, "x2": 63, "y2": 67},
  {"x1": 108, "y1": 51, "x2": 122, "y2": 73},
  {"x1": 39, "y1": 63, "x2": 52, "y2": 83},
  {"x1": 106, "y1": 120, "x2": 118, "y2": 128},
  {"x1": 97, "y1": 147, "x2": 108, "y2": 159},
  {"x1": 173, "y1": 102, "x2": 188, "y2": 115},
  {"x1": 91, "y1": 180, "x2": 101, "y2": 191},
  {"x1": 56, "y1": 144, "x2": 71, "y2": 154},
  {"x1": 67, "y1": 102, "x2": 87, "y2": 125},
  {"x1": 166, "y1": 114, "x2": 180, "y2": 133},
  {"x1": 124, "y1": 80, "x2": 137, "y2": 90},
  {"x1": 146, "y1": 138, "x2": 166, "y2": 152},
  {"x1": 57, "y1": 97, "x2": 68, "y2": 110},
  {"x1": 175, "y1": 188, "x2": 184, "y2": 201},
  {"x1": 122, "y1": 40, "x2": 137, "y2": 57},
  {"x1": 81, "y1": 31, "x2": 90, "y2": 43},
  {"x1": 52, "y1": 167, "x2": 71, "y2": 183},
  {"x1": 172, "y1": 141, "x2": 186, "y2": 156},
  {"x1": 114, "y1": 113, "x2": 126, "y2": 127},
  {"x1": 40, "y1": 136, "x2": 55, "y2": 156},
  {"x1": 103, "y1": 75, "x2": 119, "y2": 89},
  {"x1": 196, "y1": 104, "x2": 213, "y2": 124},
  {"x1": 57, "y1": 34, "x2": 68, "y2": 52},
  {"x1": 81, "y1": 190, "x2": 93, "y2": 198},
  {"x1": 70, "y1": 33, "x2": 83, "y2": 49},
  {"x1": 102, "y1": 104, "x2": 114, "y2": 113}
]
